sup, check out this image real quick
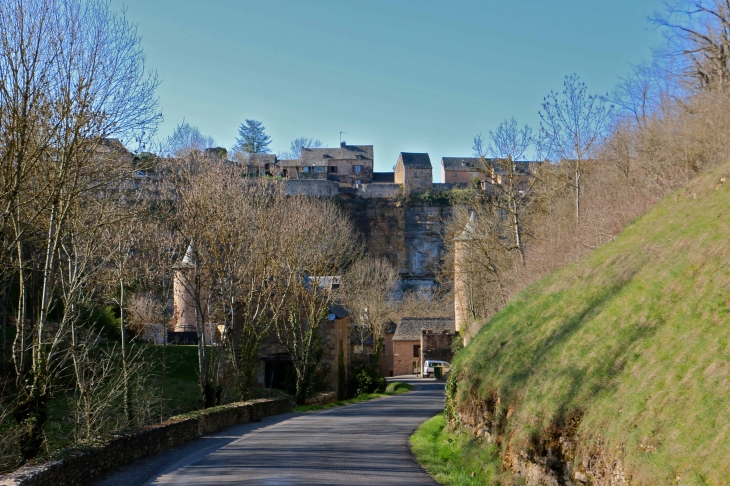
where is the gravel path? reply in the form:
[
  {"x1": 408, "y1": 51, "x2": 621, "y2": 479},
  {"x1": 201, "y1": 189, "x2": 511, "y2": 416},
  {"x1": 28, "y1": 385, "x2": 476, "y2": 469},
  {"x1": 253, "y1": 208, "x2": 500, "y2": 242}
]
[{"x1": 94, "y1": 379, "x2": 444, "y2": 486}]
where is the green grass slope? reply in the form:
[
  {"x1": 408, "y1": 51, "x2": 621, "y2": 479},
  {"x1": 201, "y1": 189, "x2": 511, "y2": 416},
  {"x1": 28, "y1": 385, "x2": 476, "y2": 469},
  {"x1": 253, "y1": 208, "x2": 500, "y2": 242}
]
[{"x1": 451, "y1": 165, "x2": 730, "y2": 484}]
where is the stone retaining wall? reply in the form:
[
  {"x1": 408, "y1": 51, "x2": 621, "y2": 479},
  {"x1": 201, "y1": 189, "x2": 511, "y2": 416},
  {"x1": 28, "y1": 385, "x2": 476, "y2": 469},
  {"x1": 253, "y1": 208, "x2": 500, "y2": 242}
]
[
  {"x1": 356, "y1": 183, "x2": 401, "y2": 198},
  {"x1": 0, "y1": 397, "x2": 291, "y2": 486},
  {"x1": 283, "y1": 179, "x2": 339, "y2": 197},
  {"x1": 303, "y1": 392, "x2": 337, "y2": 405}
]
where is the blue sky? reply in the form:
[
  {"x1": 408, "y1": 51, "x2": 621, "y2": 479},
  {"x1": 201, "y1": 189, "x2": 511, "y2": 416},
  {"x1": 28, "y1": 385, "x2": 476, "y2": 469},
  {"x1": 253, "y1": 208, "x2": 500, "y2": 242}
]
[{"x1": 112, "y1": 0, "x2": 665, "y2": 181}]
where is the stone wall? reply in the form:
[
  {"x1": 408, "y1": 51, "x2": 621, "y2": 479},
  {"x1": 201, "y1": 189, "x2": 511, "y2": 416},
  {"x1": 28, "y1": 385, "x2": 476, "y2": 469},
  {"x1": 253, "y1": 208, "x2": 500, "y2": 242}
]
[
  {"x1": 403, "y1": 168, "x2": 432, "y2": 194},
  {"x1": 432, "y1": 182, "x2": 469, "y2": 192},
  {"x1": 379, "y1": 333, "x2": 395, "y2": 377},
  {"x1": 392, "y1": 340, "x2": 420, "y2": 376},
  {"x1": 304, "y1": 392, "x2": 337, "y2": 405},
  {"x1": 0, "y1": 398, "x2": 291, "y2": 486},
  {"x1": 282, "y1": 179, "x2": 339, "y2": 197},
  {"x1": 356, "y1": 183, "x2": 401, "y2": 198},
  {"x1": 421, "y1": 329, "x2": 455, "y2": 365}
]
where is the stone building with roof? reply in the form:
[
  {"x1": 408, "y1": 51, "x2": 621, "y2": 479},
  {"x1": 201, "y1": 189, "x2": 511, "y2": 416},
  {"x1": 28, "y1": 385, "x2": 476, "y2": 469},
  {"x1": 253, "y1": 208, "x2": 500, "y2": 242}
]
[
  {"x1": 441, "y1": 157, "x2": 494, "y2": 187},
  {"x1": 395, "y1": 152, "x2": 433, "y2": 194},
  {"x1": 298, "y1": 142, "x2": 374, "y2": 184},
  {"x1": 390, "y1": 317, "x2": 456, "y2": 376},
  {"x1": 247, "y1": 153, "x2": 277, "y2": 177}
]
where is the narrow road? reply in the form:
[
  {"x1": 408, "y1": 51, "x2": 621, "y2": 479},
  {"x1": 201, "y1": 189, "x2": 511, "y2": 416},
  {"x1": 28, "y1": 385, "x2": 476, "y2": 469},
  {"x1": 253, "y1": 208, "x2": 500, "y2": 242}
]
[{"x1": 96, "y1": 378, "x2": 444, "y2": 486}]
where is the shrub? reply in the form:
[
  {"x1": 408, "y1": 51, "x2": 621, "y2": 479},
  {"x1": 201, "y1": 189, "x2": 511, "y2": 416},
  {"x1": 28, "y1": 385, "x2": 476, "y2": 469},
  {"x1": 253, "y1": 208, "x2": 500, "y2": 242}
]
[{"x1": 354, "y1": 366, "x2": 386, "y2": 396}]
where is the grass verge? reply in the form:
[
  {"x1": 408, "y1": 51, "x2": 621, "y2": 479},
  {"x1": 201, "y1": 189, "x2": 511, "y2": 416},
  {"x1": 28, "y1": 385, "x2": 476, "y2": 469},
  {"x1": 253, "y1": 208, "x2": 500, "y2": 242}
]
[
  {"x1": 293, "y1": 382, "x2": 413, "y2": 412},
  {"x1": 450, "y1": 163, "x2": 730, "y2": 483},
  {"x1": 410, "y1": 414, "x2": 500, "y2": 485}
]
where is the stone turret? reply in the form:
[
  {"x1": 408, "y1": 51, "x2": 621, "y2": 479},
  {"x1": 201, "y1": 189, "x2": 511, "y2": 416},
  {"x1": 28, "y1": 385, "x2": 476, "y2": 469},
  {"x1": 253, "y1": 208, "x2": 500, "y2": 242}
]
[
  {"x1": 454, "y1": 212, "x2": 475, "y2": 340},
  {"x1": 172, "y1": 242, "x2": 197, "y2": 333}
]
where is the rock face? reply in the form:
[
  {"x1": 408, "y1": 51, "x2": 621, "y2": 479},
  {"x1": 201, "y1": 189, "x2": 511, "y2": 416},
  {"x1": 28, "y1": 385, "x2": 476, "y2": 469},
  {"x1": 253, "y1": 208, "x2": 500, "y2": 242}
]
[{"x1": 338, "y1": 197, "x2": 452, "y2": 290}]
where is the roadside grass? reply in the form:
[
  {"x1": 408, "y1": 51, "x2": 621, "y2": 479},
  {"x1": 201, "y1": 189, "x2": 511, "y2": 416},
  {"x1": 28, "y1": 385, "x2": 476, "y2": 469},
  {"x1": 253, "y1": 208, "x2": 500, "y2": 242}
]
[
  {"x1": 410, "y1": 414, "x2": 500, "y2": 485},
  {"x1": 451, "y1": 164, "x2": 730, "y2": 483},
  {"x1": 293, "y1": 382, "x2": 413, "y2": 412}
]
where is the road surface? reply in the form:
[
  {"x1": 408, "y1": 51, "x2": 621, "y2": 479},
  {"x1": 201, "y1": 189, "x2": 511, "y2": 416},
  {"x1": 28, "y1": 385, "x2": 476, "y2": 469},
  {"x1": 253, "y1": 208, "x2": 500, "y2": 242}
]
[{"x1": 95, "y1": 378, "x2": 444, "y2": 486}]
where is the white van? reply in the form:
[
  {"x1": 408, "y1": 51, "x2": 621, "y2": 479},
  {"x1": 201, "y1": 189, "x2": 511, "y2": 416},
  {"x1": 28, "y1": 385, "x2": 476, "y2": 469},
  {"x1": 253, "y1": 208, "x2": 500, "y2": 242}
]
[{"x1": 423, "y1": 360, "x2": 451, "y2": 378}]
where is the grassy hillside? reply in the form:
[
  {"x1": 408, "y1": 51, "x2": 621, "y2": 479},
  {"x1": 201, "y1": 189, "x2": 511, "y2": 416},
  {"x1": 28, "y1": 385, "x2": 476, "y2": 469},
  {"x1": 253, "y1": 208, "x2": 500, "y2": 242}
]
[{"x1": 450, "y1": 164, "x2": 730, "y2": 484}]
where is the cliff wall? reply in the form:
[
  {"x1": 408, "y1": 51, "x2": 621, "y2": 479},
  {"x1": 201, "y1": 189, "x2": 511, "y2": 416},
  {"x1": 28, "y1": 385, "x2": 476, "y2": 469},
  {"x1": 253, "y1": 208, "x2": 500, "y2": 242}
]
[{"x1": 338, "y1": 197, "x2": 452, "y2": 290}]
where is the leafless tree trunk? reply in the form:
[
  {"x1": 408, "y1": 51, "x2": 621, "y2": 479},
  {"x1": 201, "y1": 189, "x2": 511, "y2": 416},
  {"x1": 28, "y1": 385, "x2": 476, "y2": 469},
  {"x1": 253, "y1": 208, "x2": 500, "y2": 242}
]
[{"x1": 539, "y1": 74, "x2": 612, "y2": 225}]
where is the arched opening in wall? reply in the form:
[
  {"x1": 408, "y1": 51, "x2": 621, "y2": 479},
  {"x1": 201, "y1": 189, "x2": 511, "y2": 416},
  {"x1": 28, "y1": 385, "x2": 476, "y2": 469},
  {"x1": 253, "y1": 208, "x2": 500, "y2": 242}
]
[{"x1": 264, "y1": 356, "x2": 294, "y2": 390}]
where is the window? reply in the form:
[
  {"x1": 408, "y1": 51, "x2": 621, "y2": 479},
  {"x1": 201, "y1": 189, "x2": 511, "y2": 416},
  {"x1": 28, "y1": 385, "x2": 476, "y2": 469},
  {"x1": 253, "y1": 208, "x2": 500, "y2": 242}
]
[
  {"x1": 303, "y1": 167, "x2": 311, "y2": 173},
  {"x1": 356, "y1": 180, "x2": 361, "y2": 185},
  {"x1": 354, "y1": 165, "x2": 362, "y2": 173},
  {"x1": 413, "y1": 344, "x2": 421, "y2": 358},
  {"x1": 453, "y1": 172, "x2": 457, "y2": 177},
  {"x1": 329, "y1": 166, "x2": 337, "y2": 173},
  {"x1": 313, "y1": 166, "x2": 326, "y2": 173}
]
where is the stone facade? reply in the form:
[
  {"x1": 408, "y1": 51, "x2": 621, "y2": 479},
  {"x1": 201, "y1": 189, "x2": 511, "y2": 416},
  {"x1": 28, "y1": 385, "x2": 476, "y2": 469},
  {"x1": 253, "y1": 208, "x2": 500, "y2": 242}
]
[
  {"x1": 394, "y1": 152, "x2": 433, "y2": 195},
  {"x1": 254, "y1": 311, "x2": 350, "y2": 394},
  {"x1": 421, "y1": 329, "x2": 455, "y2": 365},
  {"x1": 441, "y1": 157, "x2": 489, "y2": 187},
  {"x1": 300, "y1": 143, "x2": 374, "y2": 185},
  {"x1": 392, "y1": 339, "x2": 422, "y2": 376},
  {"x1": 379, "y1": 331, "x2": 395, "y2": 377},
  {"x1": 390, "y1": 318, "x2": 456, "y2": 376}
]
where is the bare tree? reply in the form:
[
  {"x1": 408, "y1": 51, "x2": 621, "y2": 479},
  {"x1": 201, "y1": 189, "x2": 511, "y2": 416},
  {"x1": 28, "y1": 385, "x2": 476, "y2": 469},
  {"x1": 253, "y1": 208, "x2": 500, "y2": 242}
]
[
  {"x1": 342, "y1": 257, "x2": 399, "y2": 362},
  {"x1": 539, "y1": 74, "x2": 613, "y2": 224},
  {"x1": 0, "y1": 0, "x2": 159, "y2": 459},
  {"x1": 475, "y1": 118, "x2": 540, "y2": 264},
  {"x1": 652, "y1": 0, "x2": 730, "y2": 90},
  {"x1": 273, "y1": 197, "x2": 360, "y2": 405},
  {"x1": 281, "y1": 137, "x2": 323, "y2": 160},
  {"x1": 158, "y1": 121, "x2": 215, "y2": 158}
]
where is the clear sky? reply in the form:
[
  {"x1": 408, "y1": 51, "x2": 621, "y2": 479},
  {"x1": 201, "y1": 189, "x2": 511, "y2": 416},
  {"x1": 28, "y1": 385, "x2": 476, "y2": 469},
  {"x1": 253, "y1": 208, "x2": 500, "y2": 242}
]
[{"x1": 111, "y1": 0, "x2": 665, "y2": 181}]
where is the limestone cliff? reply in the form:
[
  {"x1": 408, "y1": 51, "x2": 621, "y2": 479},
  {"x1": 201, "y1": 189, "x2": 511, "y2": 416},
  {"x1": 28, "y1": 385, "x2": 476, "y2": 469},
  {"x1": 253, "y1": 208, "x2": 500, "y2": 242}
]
[{"x1": 337, "y1": 196, "x2": 452, "y2": 290}]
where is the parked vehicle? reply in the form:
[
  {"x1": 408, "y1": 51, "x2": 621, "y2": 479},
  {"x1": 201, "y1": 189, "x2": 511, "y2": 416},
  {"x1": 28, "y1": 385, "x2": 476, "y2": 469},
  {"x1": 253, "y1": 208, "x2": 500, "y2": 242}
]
[{"x1": 423, "y1": 360, "x2": 451, "y2": 378}]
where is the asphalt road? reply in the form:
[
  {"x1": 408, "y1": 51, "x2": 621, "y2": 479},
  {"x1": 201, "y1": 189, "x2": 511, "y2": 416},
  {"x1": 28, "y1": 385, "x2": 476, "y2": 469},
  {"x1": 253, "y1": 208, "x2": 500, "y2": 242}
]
[{"x1": 95, "y1": 378, "x2": 444, "y2": 486}]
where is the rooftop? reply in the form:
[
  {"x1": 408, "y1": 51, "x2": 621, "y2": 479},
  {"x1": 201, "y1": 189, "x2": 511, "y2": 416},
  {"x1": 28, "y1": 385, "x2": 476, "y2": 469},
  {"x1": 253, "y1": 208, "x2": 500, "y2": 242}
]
[
  {"x1": 301, "y1": 144, "x2": 374, "y2": 165},
  {"x1": 248, "y1": 153, "x2": 277, "y2": 165},
  {"x1": 442, "y1": 157, "x2": 484, "y2": 171},
  {"x1": 398, "y1": 152, "x2": 432, "y2": 169},
  {"x1": 393, "y1": 317, "x2": 455, "y2": 341}
]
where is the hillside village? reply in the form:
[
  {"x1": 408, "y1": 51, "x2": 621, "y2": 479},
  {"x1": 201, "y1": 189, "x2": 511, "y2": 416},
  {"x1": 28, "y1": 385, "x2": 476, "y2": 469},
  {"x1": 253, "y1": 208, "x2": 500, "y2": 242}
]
[
  {"x1": 5, "y1": 1, "x2": 730, "y2": 484},
  {"x1": 159, "y1": 140, "x2": 514, "y2": 391},
  {"x1": 238, "y1": 141, "x2": 512, "y2": 198}
]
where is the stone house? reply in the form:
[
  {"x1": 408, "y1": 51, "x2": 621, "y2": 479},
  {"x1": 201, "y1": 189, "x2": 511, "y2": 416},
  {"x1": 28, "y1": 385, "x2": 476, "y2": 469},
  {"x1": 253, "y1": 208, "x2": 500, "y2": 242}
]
[
  {"x1": 298, "y1": 142, "x2": 374, "y2": 184},
  {"x1": 256, "y1": 304, "x2": 350, "y2": 391},
  {"x1": 247, "y1": 153, "x2": 277, "y2": 176},
  {"x1": 395, "y1": 152, "x2": 432, "y2": 194},
  {"x1": 379, "y1": 321, "x2": 397, "y2": 377},
  {"x1": 171, "y1": 244, "x2": 350, "y2": 392},
  {"x1": 390, "y1": 317, "x2": 455, "y2": 376},
  {"x1": 441, "y1": 157, "x2": 493, "y2": 187}
]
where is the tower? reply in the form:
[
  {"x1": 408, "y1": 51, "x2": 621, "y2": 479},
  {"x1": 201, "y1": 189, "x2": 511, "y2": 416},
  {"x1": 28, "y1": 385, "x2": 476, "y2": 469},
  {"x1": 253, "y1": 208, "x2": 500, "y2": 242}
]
[
  {"x1": 454, "y1": 213, "x2": 475, "y2": 340},
  {"x1": 172, "y1": 242, "x2": 197, "y2": 333}
]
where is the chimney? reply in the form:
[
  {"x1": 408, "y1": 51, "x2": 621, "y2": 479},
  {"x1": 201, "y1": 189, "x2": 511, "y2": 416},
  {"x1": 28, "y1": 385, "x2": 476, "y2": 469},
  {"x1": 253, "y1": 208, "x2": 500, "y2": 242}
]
[{"x1": 340, "y1": 141, "x2": 346, "y2": 148}]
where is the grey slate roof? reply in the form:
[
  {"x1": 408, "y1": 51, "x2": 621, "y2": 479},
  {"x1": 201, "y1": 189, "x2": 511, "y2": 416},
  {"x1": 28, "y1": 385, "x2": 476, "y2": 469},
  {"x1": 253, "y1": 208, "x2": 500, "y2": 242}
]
[
  {"x1": 372, "y1": 172, "x2": 395, "y2": 183},
  {"x1": 398, "y1": 153, "x2": 432, "y2": 169},
  {"x1": 277, "y1": 159, "x2": 299, "y2": 168},
  {"x1": 301, "y1": 145, "x2": 374, "y2": 165},
  {"x1": 392, "y1": 317, "x2": 455, "y2": 341},
  {"x1": 442, "y1": 157, "x2": 484, "y2": 171},
  {"x1": 248, "y1": 154, "x2": 277, "y2": 165}
]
